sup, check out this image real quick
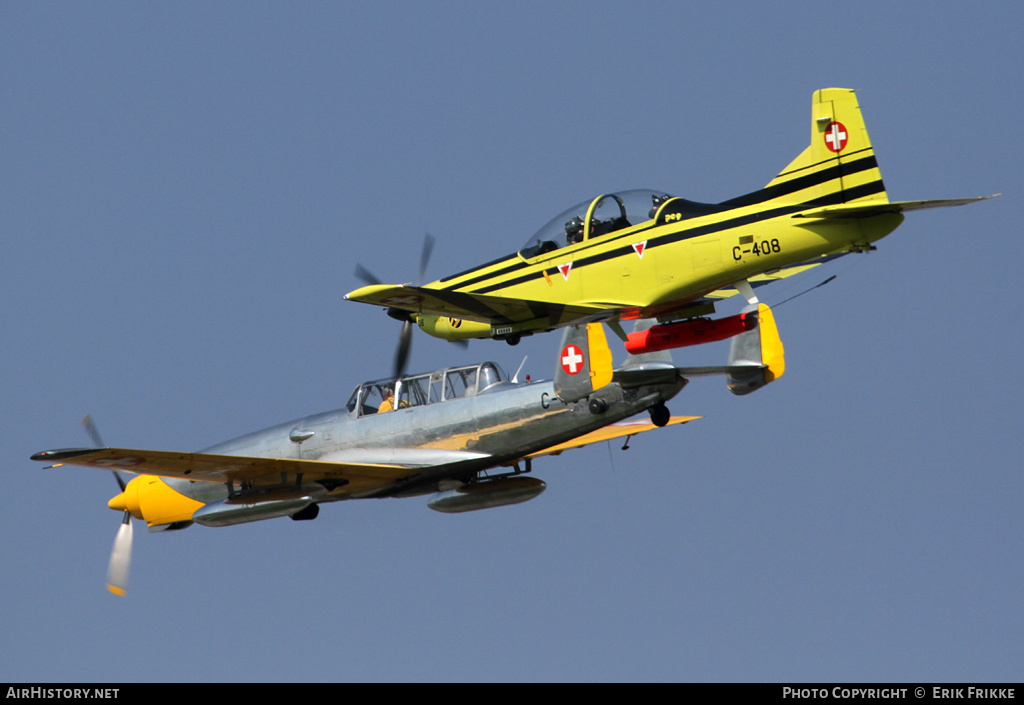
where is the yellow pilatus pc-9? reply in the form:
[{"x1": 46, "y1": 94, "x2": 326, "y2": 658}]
[{"x1": 346, "y1": 88, "x2": 993, "y2": 352}]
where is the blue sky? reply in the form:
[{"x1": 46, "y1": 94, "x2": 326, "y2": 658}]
[{"x1": 2, "y1": 1, "x2": 1020, "y2": 683}]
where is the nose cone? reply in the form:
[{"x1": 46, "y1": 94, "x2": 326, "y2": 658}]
[
  {"x1": 108, "y1": 491, "x2": 128, "y2": 512},
  {"x1": 107, "y1": 477, "x2": 142, "y2": 519}
]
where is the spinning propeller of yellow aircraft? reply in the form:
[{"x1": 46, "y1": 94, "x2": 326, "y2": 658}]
[{"x1": 346, "y1": 88, "x2": 994, "y2": 350}]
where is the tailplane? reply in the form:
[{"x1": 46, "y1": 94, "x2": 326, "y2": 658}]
[{"x1": 670, "y1": 303, "x2": 786, "y2": 396}]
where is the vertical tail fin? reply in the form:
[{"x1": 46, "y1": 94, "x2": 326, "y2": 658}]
[
  {"x1": 554, "y1": 323, "x2": 614, "y2": 403},
  {"x1": 764, "y1": 88, "x2": 889, "y2": 206}
]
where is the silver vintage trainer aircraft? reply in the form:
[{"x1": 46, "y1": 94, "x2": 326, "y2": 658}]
[{"x1": 32, "y1": 308, "x2": 784, "y2": 595}]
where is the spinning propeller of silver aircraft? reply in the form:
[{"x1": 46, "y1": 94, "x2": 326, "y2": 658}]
[{"x1": 33, "y1": 305, "x2": 784, "y2": 596}]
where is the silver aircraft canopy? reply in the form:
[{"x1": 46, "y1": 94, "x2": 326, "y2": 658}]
[{"x1": 345, "y1": 362, "x2": 511, "y2": 417}]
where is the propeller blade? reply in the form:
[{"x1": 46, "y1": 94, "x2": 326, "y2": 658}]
[
  {"x1": 83, "y1": 414, "x2": 126, "y2": 491},
  {"x1": 417, "y1": 233, "x2": 435, "y2": 286},
  {"x1": 106, "y1": 512, "x2": 133, "y2": 597},
  {"x1": 394, "y1": 320, "x2": 413, "y2": 379},
  {"x1": 354, "y1": 263, "x2": 383, "y2": 287},
  {"x1": 362, "y1": 232, "x2": 438, "y2": 380},
  {"x1": 81, "y1": 414, "x2": 104, "y2": 447}
]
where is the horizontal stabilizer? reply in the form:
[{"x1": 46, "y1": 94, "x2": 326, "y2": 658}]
[
  {"x1": 660, "y1": 303, "x2": 785, "y2": 395},
  {"x1": 613, "y1": 361, "x2": 681, "y2": 388},
  {"x1": 794, "y1": 194, "x2": 997, "y2": 220}
]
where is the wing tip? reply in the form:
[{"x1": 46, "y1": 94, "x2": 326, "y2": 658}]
[{"x1": 30, "y1": 447, "x2": 102, "y2": 462}]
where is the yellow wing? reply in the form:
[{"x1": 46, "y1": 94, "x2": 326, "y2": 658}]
[
  {"x1": 528, "y1": 415, "x2": 699, "y2": 457},
  {"x1": 344, "y1": 283, "x2": 611, "y2": 326}
]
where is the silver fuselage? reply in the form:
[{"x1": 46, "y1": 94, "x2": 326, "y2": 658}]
[{"x1": 166, "y1": 371, "x2": 686, "y2": 506}]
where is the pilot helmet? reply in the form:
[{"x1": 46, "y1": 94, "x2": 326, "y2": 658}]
[
  {"x1": 649, "y1": 193, "x2": 670, "y2": 218},
  {"x1": 565, "y1": 215, "x2": 585, "y2": 243}
]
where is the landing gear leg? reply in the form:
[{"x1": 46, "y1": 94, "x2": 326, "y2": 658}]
[{"x1": 649, "y1": 403, "x2": 670, "y2": 428}]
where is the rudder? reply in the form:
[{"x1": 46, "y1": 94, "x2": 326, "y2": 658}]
[
  {"x1": 554, "y1": 323, "x2": 614, "y2": 403},
  {"x1": 764, "y1": 88, "x2": 889, "y2": 206},
  {"x1": 726, "y1": 303, "x2": 785, "y2": 396}
]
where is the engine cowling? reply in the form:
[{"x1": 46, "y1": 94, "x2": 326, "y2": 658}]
[{"x1": 108, "y1": 475, "x2": 204, "y2": 527}]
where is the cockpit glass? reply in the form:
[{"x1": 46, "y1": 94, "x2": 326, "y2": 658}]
[
  {"x1": 519, "y1": 189, "x2": 672, "y2": 259},
  {"x1": 444, "y1": 366, "x2": 477, "y2": 399},
  {"x1": 345, "y1": 387, "x2": 360, "y2": 413},
  {"x1": 357, "y1": 382, "x2": 394, "y2": 416},
  {"x1": 477, "y1": 363, "x2": 503, "y2": 392},
  {"x1": 398, "y1": 374, "x2": 429, "y2": 407},
  {"x1": 428, "y1": 371, "x2": 444, "y2": 403},
  {"x1": 353, "y1": 362, "x2": 510, "y2": 417}
]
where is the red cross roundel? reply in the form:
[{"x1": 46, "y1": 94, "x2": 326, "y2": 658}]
[
  {"x1": 560, "y1": 344, "x2": 585, "y2": 375},
  {"x1": 824, "y1": 121, "x2": 848, "y2": 153}
]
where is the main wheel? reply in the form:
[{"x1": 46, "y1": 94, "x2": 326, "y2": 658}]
[{"x1": 649, "y1": 403, "x2": 670, "y2": 427}]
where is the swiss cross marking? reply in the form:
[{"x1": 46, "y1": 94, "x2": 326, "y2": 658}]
[
  {"x1": 560, "y1": 344, "x2": 585, "y2": 375},
  {"x1": 824, "y1": 121, "x2": 848, "y2": 152},
  {"x1": 381, "y1": 294, "x2": 424, "y2": 307}
]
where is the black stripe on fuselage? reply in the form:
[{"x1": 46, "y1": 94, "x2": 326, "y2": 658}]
[
  {"x1": 720, "y1": 150, "x2": 877, "y2": 208},
  {"x1": 442, "y1": 152, "x2": 880, "y2": 294},
  {"x1": 468, "y1": 177, "x2": 887, "y2": 296},
  {"x1": 773, "y1": 146, "x2": 874, "y2": 180}
]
